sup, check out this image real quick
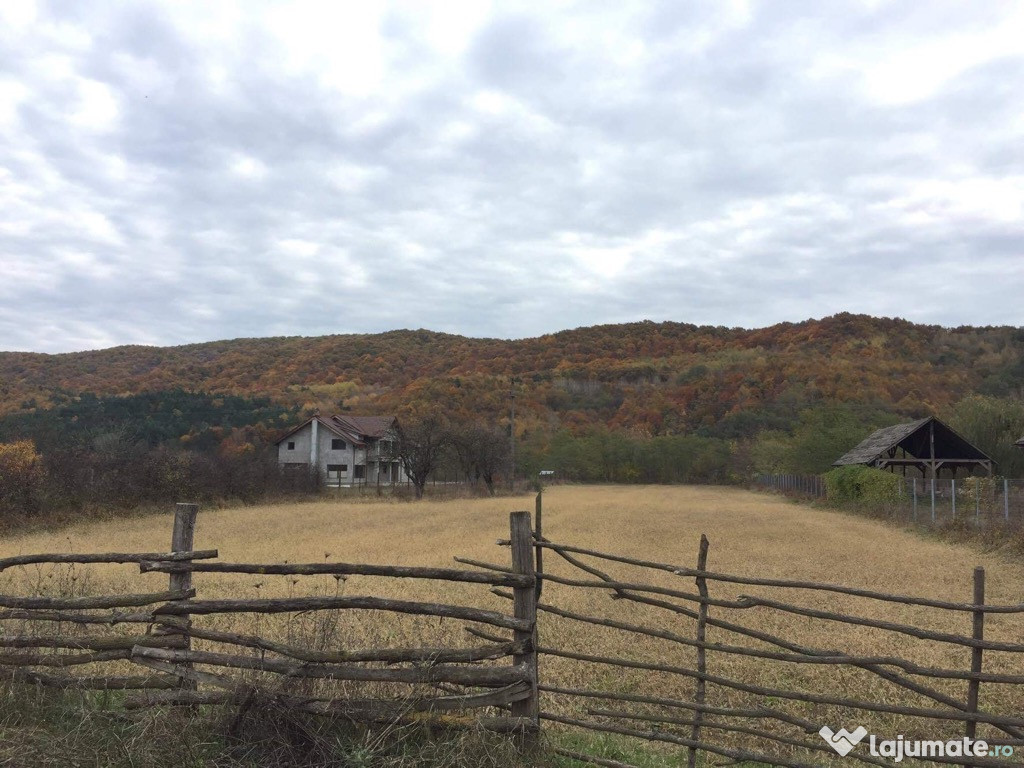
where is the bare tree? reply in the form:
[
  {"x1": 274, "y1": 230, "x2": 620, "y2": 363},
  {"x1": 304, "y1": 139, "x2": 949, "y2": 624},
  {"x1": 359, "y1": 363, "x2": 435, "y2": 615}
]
[
  {"x1": 393, "y1": 416, "x2": 449, "y2": 499},
  {"x1": 450, "y1": 424, "x2": 509, "y2": 496}
]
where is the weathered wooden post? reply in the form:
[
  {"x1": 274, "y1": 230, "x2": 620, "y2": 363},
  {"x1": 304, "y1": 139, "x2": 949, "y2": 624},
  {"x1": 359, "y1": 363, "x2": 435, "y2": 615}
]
[
  {"x1": 509, "y1": 511, "x2": 539, "y2": 745},
  {"x1": 687, "y1": 534, "x2": 710, "y2": 768},
  {"x1": 166, "y1": 502, "x2": 198, "y2": 692},
  {"x1": 534, "y1": 491, "x2": 544, "y2": 600},
  {"x1": 1004, "y1": 479, "x2": 1010, "y2": 521},
  {"x1": 964, "y1": 566, "x2": 985, "y2": 767}
]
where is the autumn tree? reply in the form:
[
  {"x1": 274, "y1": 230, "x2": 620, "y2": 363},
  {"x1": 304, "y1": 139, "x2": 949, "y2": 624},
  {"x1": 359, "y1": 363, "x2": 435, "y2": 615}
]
[
  {"x1": 947, "y1": 395, "x2": 1024, "y2": 478},
  {"x1": 0, "y1": 440, "x2": 44, "y2": 516}
]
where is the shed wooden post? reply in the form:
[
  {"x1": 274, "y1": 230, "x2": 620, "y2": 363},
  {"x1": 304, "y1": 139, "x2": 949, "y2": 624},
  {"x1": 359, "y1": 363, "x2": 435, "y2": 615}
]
[
  {"x1": 964, "y1": 566, "x2": 985, "y2": 767},
  {"x1": 167, "y1": 502, "x2": 198, "y2": 692},
  {"x1": 509, "y1": 511, "x2": 539, "y2": 745}
]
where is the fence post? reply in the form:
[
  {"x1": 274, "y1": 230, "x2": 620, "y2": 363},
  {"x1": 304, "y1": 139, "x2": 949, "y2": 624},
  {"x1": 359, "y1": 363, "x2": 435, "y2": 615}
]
[
  {"x1": 931, "y1": 477, "x2": 936, "y2": 523},
  {"x1": 686, "y1": 534, "x2": 710, "y2": 768},
  {"x1": 165, "y1": 502, "x2": 198, "y2": 692},
  {"x1": 534, "y1": 492, "x2": 544, "y2": 601},
  {"x1": 976, "y1": 481, "x2": 980, "y2": 524},
  {"x1": 952, "y1": 479, "x2": 956, "y2": 519},
  {"x1": 964, "y1": 566, "x2": 985, "y2": 767},
  {"x1": 509, "y1": 511, "x2": 539, "y2": 744},
  {"x1": 912, "y1": 478, "x2": 917, "y2": 521},
  {"x1": 1004, "y1": 479, "x2": 1010, "y2": 522}
]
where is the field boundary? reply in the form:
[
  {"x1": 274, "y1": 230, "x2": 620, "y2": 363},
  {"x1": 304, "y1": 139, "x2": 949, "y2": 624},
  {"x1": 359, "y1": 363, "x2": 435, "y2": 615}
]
[
  {"x1": 2, "y1": 498, "x2": 1024, "y2": 766},
  {"x1": 756, "y1": 473, "x2": 1024, "y2": 530}
]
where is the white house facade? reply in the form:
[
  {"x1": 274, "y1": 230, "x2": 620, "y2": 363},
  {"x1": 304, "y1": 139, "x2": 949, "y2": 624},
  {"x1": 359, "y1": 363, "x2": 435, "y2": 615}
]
[{"x1": 275, "y1": 414, "x2": 406, "y2": 487}]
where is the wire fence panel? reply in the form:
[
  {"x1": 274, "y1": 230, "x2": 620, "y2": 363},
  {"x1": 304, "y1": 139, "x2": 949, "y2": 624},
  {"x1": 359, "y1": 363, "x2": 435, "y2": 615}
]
[{"x1": 755, "y1": 474, "x2": 1024, "y2": 529}]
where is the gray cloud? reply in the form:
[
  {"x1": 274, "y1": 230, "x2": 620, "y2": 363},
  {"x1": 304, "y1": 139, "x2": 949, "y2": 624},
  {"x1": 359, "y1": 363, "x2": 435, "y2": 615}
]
[{"x1": 1, "y1": 0, "x2": 1022, "y2": 353}]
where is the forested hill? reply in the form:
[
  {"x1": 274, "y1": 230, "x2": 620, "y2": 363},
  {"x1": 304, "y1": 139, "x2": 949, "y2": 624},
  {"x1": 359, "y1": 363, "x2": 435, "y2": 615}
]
[{"x1": 2, "y1": 314, "x2": 1023, "y2": 440}]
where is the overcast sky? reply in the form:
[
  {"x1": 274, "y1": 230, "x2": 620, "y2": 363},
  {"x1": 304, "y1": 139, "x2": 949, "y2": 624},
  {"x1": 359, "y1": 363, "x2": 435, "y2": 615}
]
[{"x1": 2, "y1": 1, "x2": 1023, "y2": 353}]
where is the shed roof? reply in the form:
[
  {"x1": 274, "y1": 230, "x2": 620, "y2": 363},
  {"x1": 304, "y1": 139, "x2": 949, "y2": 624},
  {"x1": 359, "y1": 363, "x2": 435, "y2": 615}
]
[{"x1": 832, "y1": 416, "x2": 992, "y2": 467}]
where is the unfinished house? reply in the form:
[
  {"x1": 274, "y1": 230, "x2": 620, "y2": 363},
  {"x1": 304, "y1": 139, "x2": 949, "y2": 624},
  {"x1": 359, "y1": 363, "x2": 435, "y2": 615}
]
[{"x1": 275, "y1": 414, "x2": 406, "y2": 487}]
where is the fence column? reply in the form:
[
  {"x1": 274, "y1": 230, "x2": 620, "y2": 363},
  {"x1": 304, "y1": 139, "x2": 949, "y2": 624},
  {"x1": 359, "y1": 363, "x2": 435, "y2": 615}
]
[
  {"x1": 931, "y1": 477, "x2": 937, "y2": 523},
  {"x1": 686, "y1": 534, "x2": 710, "y2": 768},
  {"x1": 534, "y1": 492, "x2": 544, "y2": 601},
  {"x1": 912, "y1": 478, "x2": 917, "y2": 521},
  {"x1": 1005, "y1": 479, "x2": 1010, "y2": 522},
  {"x1": 164, "y1": 502, "x2": 198, "y2": 692},
  {"x1": 509, "y1": 511, "x2": 539, "y2": 744},
  {"x1": 952, "y1": 479, "x2": 957, "y2": 519},
  {"x1": 965, "y1": 566, "x2": 986, "y2": 767}
]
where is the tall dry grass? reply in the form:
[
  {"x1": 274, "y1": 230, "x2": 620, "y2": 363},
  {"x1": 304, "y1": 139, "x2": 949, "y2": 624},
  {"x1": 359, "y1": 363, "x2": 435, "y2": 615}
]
[{"x1": 2, "y1": 485, "x2": 1023, "y2": 766}]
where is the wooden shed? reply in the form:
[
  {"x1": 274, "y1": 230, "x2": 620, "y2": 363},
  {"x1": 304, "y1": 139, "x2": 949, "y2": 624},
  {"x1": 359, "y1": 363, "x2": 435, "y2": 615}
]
[{"x1": 832, "y1": 416, "x2": 994, "y2": 478}]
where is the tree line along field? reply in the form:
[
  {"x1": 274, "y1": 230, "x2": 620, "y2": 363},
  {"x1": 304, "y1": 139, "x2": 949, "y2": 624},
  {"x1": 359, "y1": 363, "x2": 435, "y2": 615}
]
[{"x1": 2, "y1": 485, "x2": 1023, "y2": 764}]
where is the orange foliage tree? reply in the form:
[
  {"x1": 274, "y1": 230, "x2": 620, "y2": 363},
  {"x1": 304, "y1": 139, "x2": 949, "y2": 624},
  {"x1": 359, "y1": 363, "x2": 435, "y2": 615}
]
[{"x1": 0, "y1": 440, "x2": 44, "y2": 516}]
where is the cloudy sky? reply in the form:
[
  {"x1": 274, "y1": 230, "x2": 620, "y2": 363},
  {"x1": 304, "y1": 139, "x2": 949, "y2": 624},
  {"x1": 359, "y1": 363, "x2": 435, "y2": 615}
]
[{"x1": 2, "y1": 1, "x2": 1023, "y2": 353}]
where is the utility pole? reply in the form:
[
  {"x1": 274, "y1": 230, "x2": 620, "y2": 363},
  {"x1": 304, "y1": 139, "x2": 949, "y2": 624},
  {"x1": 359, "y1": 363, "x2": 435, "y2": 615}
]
[{"x1": 509, "y1": 376, "x2": 520, "y2": 492}]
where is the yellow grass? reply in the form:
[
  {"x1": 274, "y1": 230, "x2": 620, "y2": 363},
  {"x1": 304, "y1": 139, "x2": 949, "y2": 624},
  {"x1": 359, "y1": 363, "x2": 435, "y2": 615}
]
[{"x1": 2, "y1": 484, "x2": 1023, "y2": 766}]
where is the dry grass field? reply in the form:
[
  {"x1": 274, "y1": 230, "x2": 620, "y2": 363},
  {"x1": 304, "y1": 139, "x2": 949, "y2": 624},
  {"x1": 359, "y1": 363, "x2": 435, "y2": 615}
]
[{"x1": 2, "y1": 484, "x2": 1023, "y2": 766}]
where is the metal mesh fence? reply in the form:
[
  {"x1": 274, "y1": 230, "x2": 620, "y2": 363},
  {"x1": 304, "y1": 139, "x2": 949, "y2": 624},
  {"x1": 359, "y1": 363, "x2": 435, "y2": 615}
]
[{"x1": 755, "y1": 474, "x2": 1024, "y2": 529}]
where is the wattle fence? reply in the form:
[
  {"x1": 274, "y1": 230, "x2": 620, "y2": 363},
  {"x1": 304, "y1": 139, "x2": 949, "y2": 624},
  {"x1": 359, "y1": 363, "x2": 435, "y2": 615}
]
[{"x1": 1, "y1": 499, "x2": 1023, "y2": 766}]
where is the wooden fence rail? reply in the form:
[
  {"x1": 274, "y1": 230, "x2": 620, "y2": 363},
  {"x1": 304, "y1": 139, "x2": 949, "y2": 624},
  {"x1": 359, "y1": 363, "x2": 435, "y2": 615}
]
[
  {"x1": 140, "y1": 559, "x2": 534, "y2": 587},
  {"x1": 0, "y1": 550, "x2": 218, "y2": 572}
]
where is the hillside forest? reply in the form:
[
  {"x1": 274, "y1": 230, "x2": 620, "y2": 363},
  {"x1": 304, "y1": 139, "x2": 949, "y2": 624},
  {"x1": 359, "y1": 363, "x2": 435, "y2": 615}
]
[{"x1": 1, "y1": 314, "x2": 1023, "y2": 521}]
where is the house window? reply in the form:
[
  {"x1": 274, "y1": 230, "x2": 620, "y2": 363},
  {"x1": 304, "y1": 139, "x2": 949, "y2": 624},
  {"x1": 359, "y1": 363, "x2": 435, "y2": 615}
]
[
  {"x1": 287, "y1": 441, "x2": 295, "y2": 450},
  {"x1": 354, "y1": 464, "x2": 365, "y2": 479},
  {"x1": 327, "y1": 464, "x2": 348, "y2": 473},
  {"x1": 331, "y1": 439, "x2": 346, "y2": 450}
]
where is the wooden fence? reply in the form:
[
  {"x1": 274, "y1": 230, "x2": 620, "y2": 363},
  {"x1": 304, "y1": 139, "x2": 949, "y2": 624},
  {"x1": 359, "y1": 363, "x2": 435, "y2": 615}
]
[
  {"x1": 489, "y1": 496, "x2": 1024, "y2": 767},
  {"x1": 2, "y1": 499, "x2": 1024, "y2": 767},
  {"x1": 0, "y1": 503, "x2": 540, "y2": 737}
]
